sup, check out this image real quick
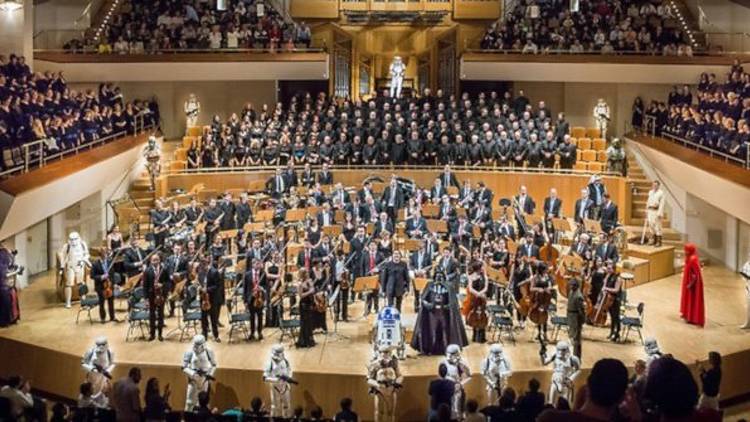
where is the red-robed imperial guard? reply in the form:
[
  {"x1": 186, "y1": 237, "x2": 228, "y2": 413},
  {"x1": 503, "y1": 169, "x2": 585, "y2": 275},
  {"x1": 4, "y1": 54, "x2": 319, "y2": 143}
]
[{"x1": 680, "y1": 243, "x2": 705, "y2": 327}]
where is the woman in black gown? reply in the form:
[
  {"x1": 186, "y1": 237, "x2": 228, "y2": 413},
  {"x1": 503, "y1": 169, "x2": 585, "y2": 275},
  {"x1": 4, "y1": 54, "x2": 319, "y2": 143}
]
[{"x1": 296, "y1": 269, "x2": 316, "y2": 348}]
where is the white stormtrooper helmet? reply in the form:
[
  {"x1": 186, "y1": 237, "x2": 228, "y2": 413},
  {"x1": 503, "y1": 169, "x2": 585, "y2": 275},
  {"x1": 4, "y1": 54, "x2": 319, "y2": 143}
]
[
  {"x1": 644, "y1": 337, "x2": 660, "y2": 356},
  {"x1": 489, "y1": 344, "x2": 504, "y2": 363},
  {"x1": 192, "y1": 334, "x2": 206, "y2": 354},
  {"x1": 69, "y1": 232, "x2": 81, "y2": 246},
  {"x1": 94, "y1": 336, "x2": 108, "y2": 354},
  {"x1": 378, "y1": 345, "x2": 393, "y2": 362},
  {"x1": 446, "y1": 344, "x2": 461, "y2": 364},
  {"x1": 394, "y1": 56, "x2": 402, "y2": 63},
  {"x1": 556, "y1": 340, "x2": 571, "y2": 358},
  {"x1": 271, "y1": 344, "x2": 285, "y2": 362},
  {"x1": 148, "y1": 136, "x2": 157, "y2": 147}
]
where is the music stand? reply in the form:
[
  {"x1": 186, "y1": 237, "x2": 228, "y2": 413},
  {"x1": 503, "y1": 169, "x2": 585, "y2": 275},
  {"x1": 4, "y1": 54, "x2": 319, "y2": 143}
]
[
  {"x1": 353, "y1": 275, "x2": 379, "y2": 293},
  {"x1": 285, "y1": 209, "x2": 307, "y2": 222},
  {"x1": 402, "y1": 239, "x2": 422, "y2": 252},
  {"x1": 247, "y1": 179, "x2": 266, "y2": 193},
  {"x1": 426, "y1": 219, "x2": 448, "y2": 234},
  {"x1": 255, "y1": 210, "x2": 274, "y2": 222},
  {"x1": 486, "y1": 266, "x2": 508, "y2": 288},
  {"x1": 323, "y1": 226, "x2": 342, "y2": 237},
  {"x1": 413, "y1": 277, "x2": 429, "y2": 292},
  {"x1": 584, "y1": 218, "x2": 602, "y2": 234}
]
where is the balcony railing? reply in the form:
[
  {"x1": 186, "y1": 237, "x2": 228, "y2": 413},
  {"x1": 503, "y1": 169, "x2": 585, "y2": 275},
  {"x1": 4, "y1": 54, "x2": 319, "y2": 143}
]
[
  {"x1": 635, "y1": 117, "x2": 749, "y2": 170},
  {"x1": 0, "y1": 115, "x2": 153, "y2": 179}
]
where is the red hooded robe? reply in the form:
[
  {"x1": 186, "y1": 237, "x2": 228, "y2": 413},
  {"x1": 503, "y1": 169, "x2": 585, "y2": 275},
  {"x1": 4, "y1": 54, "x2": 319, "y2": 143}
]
[{"x1": 680, "y1": 243, "x2": 705, "y2": 327}]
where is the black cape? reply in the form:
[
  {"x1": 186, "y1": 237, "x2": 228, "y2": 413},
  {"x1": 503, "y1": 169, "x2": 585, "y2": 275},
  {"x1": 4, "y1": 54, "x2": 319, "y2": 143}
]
[{"x1": 410, "y1": 277, "x2": 468, "y2": 355}]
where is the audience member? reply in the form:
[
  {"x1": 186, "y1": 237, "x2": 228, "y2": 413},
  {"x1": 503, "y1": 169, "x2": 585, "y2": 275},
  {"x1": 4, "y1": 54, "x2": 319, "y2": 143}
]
[
  {"x1": 0, "y1": 375, "x2": 34, "y2": 419},
  {"x1": 480, "y1": 0, "x2": 691, "y2": 55},
  {"x1": 464, "y1": 398, "x2": 486, "y2": 422},
  {"x1": 429, "y1": 363, "x2": 455, "y2": 422},
  {"x1": 112, "y1": 367, "x2": 142, "y2": 422},
  {"x1": 334, "y1": 397, "x2": 358, "y2": 422},
  {"x1": 697, "y1": 351, "x2": 722, "y2": 411},
  {"x1": 516, "y1": 378, "x2": 545, "y2": 420},
  {"x1": 77, "y1": 0, "x2": 314, "y2": 54},
  {"x1": 0, "y1": 54, "x2": 158, "y2": 170},
  {"x1": 142, "y1": 377, "x2": 171, "y2": 421}
]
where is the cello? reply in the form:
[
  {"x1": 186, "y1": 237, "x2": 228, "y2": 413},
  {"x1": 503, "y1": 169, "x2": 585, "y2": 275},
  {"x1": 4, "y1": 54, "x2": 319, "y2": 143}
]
[{"x1": 528, "y1": 264, "x2": 553, "y2": 327}]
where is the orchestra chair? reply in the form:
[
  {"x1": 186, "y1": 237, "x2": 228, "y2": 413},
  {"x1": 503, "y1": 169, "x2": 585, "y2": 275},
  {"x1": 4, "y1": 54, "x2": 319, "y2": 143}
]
[
  {"x1": 592, "y1": 138, "x2": 607, "y2": 151},
  {"x1": 227, "y1": 294, "x2": 251, "y2": 343},
  {"x1": 570, "y1": 127, "x2": 586, "y2": 138},
  {"x1": 125, "y1": 288, "x2": 150, "y2": 341},
  {"x1": 569, "y1": 137, "x2": 577, "y2": 147},
  {"x1": 487, "y1": 303, "x2": 515, "y2": 345},
  {"x1": 278, "y1": 315, "x2": 301, "y2": 344},
  {"x1": 573, "y1": 162, "x2": 587, "y2": 171},
  {"x1": 178, "y1": 286, "x2": 203, "y2": 342},
  {"x1": 577, "y1": 138, "x2": 592, "y2": 151},
  {"x1": 576, "y1": 149, "x2": 582, "y2": 162},
  {"x1": 586, "y1": 127, "x2": 601, "y2": 139},
  {"x1": 186, "y1": 127, "x2": 202, "y2": 137},
  {"x1": 597, "y1": 150, "x2": 608, "y2": 162},
  {"x1": 621, "y1": 302, "x2": 646, "y2": 344},
  {"x1": 76, "y1": 283, "x2": 100, "y2": 324},
  {"x1": 174, "y1": 148, "x2": 188, "y2": 161},
  {"x1": 549, "y1": 308, "x2": 569, "y2": 342}
]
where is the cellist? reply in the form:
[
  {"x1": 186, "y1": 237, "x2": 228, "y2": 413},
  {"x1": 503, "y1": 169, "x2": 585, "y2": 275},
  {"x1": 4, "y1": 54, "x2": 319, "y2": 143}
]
[
  {"x1": 529, "y1": 262, "x2": 554, "y2": 342},
  {"x1": 509, "y1": 254, "x2": 532, "y2": 329},
  {"x1": 463, "y1": 261, "x2": 489, "y2": 343}
]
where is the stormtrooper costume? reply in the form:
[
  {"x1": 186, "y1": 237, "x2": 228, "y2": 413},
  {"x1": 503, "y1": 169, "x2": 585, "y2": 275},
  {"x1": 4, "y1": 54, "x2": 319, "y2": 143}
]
[
  {"x1": 643, "y1": 337, "x2": 663, "y2": 372},
  {"x1": 480, "y1": 344, "x2": 512, "y2": 405},
  {"x1": 740, "y1": 254, "x2": 750, "y2": 329},
  {"x1": 542, "y1": 341, "x2": 581, "y2": 404},
  {"x1": 263, "y1": 345, "x2": 294, "y2": 419},
  {"x1": 143, "y1": 136, "x2": 161, "y2": 190},
  {"x1": 184, "y1": 94, "x2": 201, "y2": 128},
  {"x1": 593, "y1": 98, "x2": 610, "y2": 138},
  {"x1": 81, "y1": 336, "x2": 115, "y2": 400},
  {"x1": 58, "y1": 232, "x2": 90, "y2": 308},
  {"x1": 441, "y1": 344, "x2": 471, "y2": 420},
  {"x1": 389, "y1": 56, "x2": 406, "y2": 99},
  {"x1": 182, "y1": 335, "x2": 217, "y2": 411},
  {"x1": 367, "y1": 345, "x2": 403, "y2": 422}
]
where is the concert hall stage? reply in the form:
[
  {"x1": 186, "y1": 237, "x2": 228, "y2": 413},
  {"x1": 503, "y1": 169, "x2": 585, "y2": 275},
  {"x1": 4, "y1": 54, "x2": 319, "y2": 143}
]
[{"x1": 1, "y1": 266, "x2": 749, "y2": 421}]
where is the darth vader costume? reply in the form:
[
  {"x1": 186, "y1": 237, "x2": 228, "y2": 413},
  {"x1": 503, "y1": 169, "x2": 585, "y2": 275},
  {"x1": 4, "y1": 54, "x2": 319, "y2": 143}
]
[{"x1": 410, "y1": 272, "x2": 468, "y2": 355}]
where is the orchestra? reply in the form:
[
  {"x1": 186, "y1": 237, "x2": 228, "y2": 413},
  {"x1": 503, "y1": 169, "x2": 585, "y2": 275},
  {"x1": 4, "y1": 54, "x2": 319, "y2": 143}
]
[{"x1": 61, "y1": 162, "x2": 642, "y2": 368}]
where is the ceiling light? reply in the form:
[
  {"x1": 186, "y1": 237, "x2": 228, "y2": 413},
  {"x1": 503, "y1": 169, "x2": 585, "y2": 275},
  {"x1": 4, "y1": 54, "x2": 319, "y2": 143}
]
[{"x1": 0, "y1": 0, "x2": 23, "y2": 12}]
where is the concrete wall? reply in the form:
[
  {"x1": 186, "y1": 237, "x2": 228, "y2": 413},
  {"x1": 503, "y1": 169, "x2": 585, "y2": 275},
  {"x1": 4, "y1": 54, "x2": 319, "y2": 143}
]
[
  {"x1": 0, "y1": 0, "x2": 34, "y2": 63},
  {"x1": 512, "y1": 81, "x2": 674, "y2": 137},
  {"x1": 70, "y1": 81, "x2": 278, "y2": 138}
]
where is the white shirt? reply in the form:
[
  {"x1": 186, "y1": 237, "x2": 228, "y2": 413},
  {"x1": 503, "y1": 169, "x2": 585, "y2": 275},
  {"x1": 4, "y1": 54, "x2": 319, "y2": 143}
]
[
  {"x1": 209, "y1": 32, "x2": 222, "y2": 49},
  {"x1": 646, "y1": 189, "x2": 664, "y2": 215},
  {"x1": 226, "y1": 31, "x2": 240, "y2": 48}
]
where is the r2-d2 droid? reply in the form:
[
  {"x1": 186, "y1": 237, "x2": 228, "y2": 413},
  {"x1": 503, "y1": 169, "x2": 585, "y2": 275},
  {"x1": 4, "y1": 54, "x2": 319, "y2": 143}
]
[{"x1": 373, "y1": 306, "x2": 406, "y2": 360}]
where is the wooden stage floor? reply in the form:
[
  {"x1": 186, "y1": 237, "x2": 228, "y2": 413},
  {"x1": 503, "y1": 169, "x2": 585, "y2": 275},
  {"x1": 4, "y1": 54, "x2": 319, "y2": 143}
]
[{"x1": 2, "y1": 266, "x2": 750, "y2": 420}]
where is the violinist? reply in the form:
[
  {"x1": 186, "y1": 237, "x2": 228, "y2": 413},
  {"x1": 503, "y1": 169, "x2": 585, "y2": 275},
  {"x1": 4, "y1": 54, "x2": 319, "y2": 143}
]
[
  {"x1": 530, "y1": 262, "x2": 554, "y2": 341},
  {"x1": 601, "y1": 260, "x2": 623, "y2": 342},
  {"x1": 464, "y1": 261, "x2": 489, "y2": 343},
  {"x1": 90, "y1": 244, "x2": 118, "y2": 324},
  {"x1": 570, "y1": 233, "x2": 591, "y2": 261},
  {"x1": 410, "y1": 241, "x2": 433, "y2": 312},
  {"x1": 244, "y1": 259, "x2": 266, "y2": 341},
  {"x1": 595, "y1": 233, "x2": 619, "y2": 263},
  {"x1": 264, "y1": 251, "x2": 284, "y2": 328},
  {"x1": 333, "y1": 251, "x2": 350, "y2": 322},
  {"x1": 166, "y1": 243, "x2": 189, "y2": 317},
  {"x1": 202, "y1": 258, "x2": 224, "y2": 343},
  {"x1": 311, "y1": 259, "x2": 329, "y2": 333},
  {"x1": 518, "y1": 233, "x2": 540, "y2": 260}
]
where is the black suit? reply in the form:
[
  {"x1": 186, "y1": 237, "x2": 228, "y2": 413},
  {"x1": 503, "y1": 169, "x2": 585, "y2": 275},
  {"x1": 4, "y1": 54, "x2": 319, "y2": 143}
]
[
  {"x1": 122, "y1": 247, "x2": 147, "y2": 276},
  {"x1": 317, "y1": 210, "x2": 336, "y2": 227},
  {"x1": 595, "y1": 242, "x2": 619, "y2": 263},
  {"x1": 317, "y1": 171, "x2": 334, "y2": 185},
  {"x1": 573, "y1": 198, "x2": 594, "y2": 224},
  {"x1": 600, "y1": 201, "x2": 619, "y2": 233},
  {"x1": 381, "y1": 185, "x2": 404, "y2": 220},
  {"x1": 143, "y1": 264, "x2": 170, "y2": 338},
  {"x1": 405, "y1": 216, "x2": 427, "y2": 238},
  {"x1": 410, "y1": 250, "x2": 432, "y2": 311},
  {"x1": 437, "y1": 256, "x2": 460, "y2": 291},
  {"x1": 300, "y1": 170, "x2": 316, "y2": 187},
  {"x1": 202, "y1": 266, "x2": 224, "y2": 340},
  {"x1": 518, "y1": 243, "x2": 540, "y2": 259},
  {"x1": 91, "y1": 257, "x2": 116, "y2": 322},
  {"x1": 267, "y1": 174, "x2": 287, "y2": 198},
  {"x1": 296, "y1": 248, "x2": 318, "y2": 271},
  {"x1": 359, "y1": 251, "x2": 384, "y2": 314},
  {"x1": 543, "y1": 196, "x2": 563, "y2": 238},
  {"x1": 381, "y1": 261, "x2": 409, "y2": 312},
  {"x1": 243, "y1": 268, "x2": 266, "y2": 337},
  {"x1": 437, "y1": 172, "x2": 460, "y2": 189}
]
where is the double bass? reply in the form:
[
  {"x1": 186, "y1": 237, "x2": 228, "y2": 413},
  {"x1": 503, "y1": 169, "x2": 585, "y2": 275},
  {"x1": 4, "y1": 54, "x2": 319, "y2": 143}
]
[
  {"x1": 528, "y1": 272, "x2": 553, "y2": 326},
  {"x1": 462, "y1": 263, "x2": 489, "y2": 329}
]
